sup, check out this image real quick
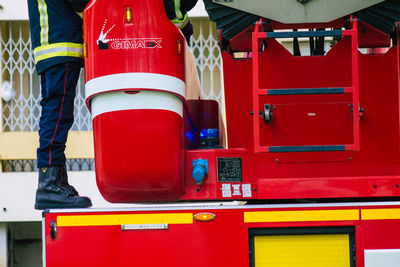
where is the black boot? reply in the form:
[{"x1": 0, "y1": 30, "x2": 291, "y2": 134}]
[
  {"x1": 35, "y1": 166, "x2": 92, "y2": 210},
  {"x1": 60, "y1": 165, "x2": 79, "y2": 196}
]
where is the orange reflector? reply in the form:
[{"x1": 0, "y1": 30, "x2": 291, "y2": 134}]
[
  {"x1": 126, "y1": 7, "x2": 132, "y2": 24},
  {"x1": 83, "y1": 42, "x2": 87, "y2": 58},
  {"x1": 194, "y1": 213, "x2": 216, "y2": 222},
  {"x1": 177, "y1": 40, "x2": 182, "y2": 55}
]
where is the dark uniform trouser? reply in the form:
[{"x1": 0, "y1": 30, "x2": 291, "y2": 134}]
[{"x1": 37, "y1": 62, "x2": 81, "y2": 168}]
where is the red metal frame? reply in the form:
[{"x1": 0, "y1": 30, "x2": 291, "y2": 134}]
[
  {"x1": 178, "y1": 20, "x2": 400, "y2": 201},
  {"x1": 252, "y1": 19, "x2": 360, "y2": 153}
]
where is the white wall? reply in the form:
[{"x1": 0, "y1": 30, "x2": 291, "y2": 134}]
[
  {"x1": 0, "y1": 0, "x2": 28, "y2": 20},
  {"x1": 188, "y1": 1, "x2": 207, "y2": 17}
]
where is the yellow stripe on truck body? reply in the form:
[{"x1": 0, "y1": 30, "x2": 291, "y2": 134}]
[
  {"x1": 57, "y1": 213, "x2": 193, "y2": 227},
  {"x1": 361, "y1": 208, "x2": 400, "y2": 220},
  {"x1": 244, "y1": 209, "x2": 360, "y2": 223}
]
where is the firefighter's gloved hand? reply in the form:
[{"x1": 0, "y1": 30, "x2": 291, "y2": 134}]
[{"x1": 181, "y1": 22, "x2": 194, "y2": 44}]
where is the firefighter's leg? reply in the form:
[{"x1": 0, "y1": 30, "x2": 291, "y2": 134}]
[
  {"x1": 35, "y1": 62, "x2": 92, "y2": 210},
  {"x1": 37, "y1": 62, "x2": 78, "y2": 168}
]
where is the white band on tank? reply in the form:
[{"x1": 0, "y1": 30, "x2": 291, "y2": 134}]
[
  {"x1": 90, "y1": 90, "x2": 183, "y2": 118},
  {"x1": 85, "y1": 72, "x2": 186, "y2": 100}
]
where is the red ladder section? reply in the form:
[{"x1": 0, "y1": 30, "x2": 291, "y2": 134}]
[{"x1": 252, "y1": 19, "x2": 360, "y2": 153}]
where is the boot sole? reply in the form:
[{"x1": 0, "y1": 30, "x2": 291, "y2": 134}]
[{"x1": 35, "y1": 202, "x2": 92, "y2": 210}]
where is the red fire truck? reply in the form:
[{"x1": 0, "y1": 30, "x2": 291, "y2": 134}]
[{"x1": 43, "y1": 0, "x2": 400, "y2": 266}]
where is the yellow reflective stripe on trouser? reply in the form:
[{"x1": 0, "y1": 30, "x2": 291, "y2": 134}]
[
  {"x1": 171, "y1": 14, "x2": 189, "y2": 29},
  {"x1": 34, "y1": 43, "x2": 84, "y2": 63},
  {"x1": 37, "y1": 0, "x2": 49, "y2": 45}
]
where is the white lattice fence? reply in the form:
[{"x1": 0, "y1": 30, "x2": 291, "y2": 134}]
[
  {"x1": 190, "y1": 18, "x2": 224, "y2": 110},
  {"x1": 0, "y1": 19, "x2": 223, "y2": 132},
  {"x1": 0, "y1": 22, "x2": 91, "y2": 132},
  {"x1": 1, "y1": 21, "x2": 38, "y2": 131}
]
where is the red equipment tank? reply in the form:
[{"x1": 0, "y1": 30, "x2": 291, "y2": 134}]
[{"x1": 83, "y1": 0, "x2": 186, "y2": 202}]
